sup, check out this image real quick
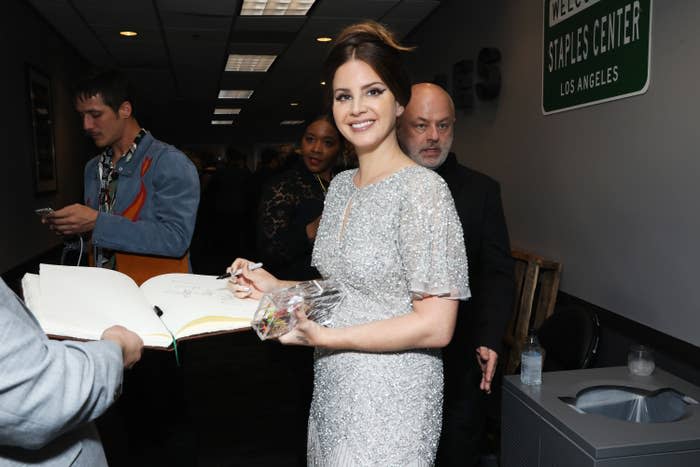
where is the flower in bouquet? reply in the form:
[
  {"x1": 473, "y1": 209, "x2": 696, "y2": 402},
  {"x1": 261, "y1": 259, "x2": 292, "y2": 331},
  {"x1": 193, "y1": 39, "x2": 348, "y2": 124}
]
[{"x1": 252, "y1": 280, "x2": 344, "y2": 340}]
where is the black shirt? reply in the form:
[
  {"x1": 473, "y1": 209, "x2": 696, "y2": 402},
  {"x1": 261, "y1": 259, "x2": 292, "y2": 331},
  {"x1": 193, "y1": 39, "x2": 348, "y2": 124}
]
[{"x1": 256, "y1": 159, "x2": 328, "y2": 280}]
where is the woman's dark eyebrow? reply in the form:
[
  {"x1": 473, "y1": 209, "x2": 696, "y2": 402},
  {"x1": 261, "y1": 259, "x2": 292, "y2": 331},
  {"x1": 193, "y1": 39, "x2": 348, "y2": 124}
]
[
  {"x1": 361, "y1": 81, "x2": 384, "y2": 90},
  {"x1": 334, "y1": 81, "x2": 385, "y2": 93}
]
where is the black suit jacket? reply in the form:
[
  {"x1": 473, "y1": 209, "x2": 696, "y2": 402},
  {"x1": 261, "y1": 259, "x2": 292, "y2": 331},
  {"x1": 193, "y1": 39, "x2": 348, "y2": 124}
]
[{"x1": 437, "y1": 153, "x2": 514, "y2": 365}]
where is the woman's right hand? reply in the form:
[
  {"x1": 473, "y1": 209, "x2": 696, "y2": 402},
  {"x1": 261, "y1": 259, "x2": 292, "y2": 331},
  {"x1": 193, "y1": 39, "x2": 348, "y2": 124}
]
[{"x1": 226, "y1": 258, "x2": 280, "y2": 299}]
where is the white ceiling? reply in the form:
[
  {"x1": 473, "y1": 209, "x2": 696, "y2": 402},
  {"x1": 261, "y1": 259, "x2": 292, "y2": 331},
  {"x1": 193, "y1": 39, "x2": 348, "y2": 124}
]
[{"x1": 26, "y1": 0, "x2": 440, "y2": 144}]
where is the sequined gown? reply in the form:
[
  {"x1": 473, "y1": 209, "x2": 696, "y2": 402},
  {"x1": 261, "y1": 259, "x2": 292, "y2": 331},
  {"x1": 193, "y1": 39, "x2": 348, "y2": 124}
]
[{"x1": 309, "y1": 166, "x2": 470, "y2": 466}]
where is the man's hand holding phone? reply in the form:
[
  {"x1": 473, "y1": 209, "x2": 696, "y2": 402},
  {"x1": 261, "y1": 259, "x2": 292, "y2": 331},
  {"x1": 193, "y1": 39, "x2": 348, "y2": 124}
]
[
  {"x1": 41, "y1": 204, "x2": 98, "y2": 236},
  {"x1": 35, "y1": 207, "x2": 54, "y2": 218}
]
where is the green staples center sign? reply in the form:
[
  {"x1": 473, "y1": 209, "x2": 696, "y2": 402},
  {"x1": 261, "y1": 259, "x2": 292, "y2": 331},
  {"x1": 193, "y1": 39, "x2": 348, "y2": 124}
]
[{"x1": 542, "y1": 0, "x2": 652, "y2": 114}]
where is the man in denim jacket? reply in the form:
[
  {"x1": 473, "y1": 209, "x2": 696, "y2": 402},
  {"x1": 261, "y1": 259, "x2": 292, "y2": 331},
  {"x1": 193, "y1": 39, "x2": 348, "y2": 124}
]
[
  {"x1": 45, "y1": 70, "x2": 199, "y2": 270},
  {"x1": 42, "y1": 70, "x2": 200, "y2": 464}
]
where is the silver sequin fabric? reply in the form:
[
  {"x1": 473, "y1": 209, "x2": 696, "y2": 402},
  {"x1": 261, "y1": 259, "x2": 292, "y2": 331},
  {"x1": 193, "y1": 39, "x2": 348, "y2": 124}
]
[{"x1": 309, "y1": 165, "x2": 470, "y2": 466}]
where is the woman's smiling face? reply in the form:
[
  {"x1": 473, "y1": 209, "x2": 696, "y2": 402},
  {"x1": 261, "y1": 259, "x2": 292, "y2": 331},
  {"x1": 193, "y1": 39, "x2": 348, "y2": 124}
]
[
  {"x1": 300, "y1": 119, "x2": 341, "y2": 175},
  {"x1": 332, "y1": 59, "x2": 404, "y2": 153}
]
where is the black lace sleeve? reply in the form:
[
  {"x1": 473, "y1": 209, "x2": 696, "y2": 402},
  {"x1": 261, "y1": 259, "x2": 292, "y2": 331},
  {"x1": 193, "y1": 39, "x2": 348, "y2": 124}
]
[{"x1": 256, "y1": 168, "x2": 324, "y2": 278}]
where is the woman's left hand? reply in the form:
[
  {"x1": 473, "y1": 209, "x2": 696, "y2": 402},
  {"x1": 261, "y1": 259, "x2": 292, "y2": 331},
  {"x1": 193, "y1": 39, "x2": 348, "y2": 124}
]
[{"x1": 279, "y1": 307, "x2": 328, "y2": 347}]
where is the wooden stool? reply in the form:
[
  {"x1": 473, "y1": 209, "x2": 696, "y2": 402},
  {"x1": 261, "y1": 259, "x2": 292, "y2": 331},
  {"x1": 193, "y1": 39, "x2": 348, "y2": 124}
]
[{"x1": 503, "y1": 249, "x2": 562, "y2": 374}]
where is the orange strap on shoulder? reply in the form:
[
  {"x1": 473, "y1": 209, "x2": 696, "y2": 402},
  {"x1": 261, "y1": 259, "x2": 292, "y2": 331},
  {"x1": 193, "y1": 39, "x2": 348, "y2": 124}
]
[
  {"x1": 88, "y1": 249, "x2": 189, "y2": 286},
  {"x1": 114, "y1": 251, "x2": 189, "y2": 286}
]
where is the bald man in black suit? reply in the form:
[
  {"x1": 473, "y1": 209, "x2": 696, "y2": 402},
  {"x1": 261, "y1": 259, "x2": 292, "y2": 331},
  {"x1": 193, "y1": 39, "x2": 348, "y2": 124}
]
[{"x1": 398, "y1": 83, "x2": 515, "y2": 467}]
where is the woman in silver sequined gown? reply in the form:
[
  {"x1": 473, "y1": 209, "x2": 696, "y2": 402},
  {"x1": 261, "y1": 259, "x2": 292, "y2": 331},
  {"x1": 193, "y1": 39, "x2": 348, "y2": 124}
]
[
  {"x1": 307, "y1": 165, "x2": 469, "y2": 465},
  {"x1": 229, "y1": 21, "x2": 469, "y2": 466}
]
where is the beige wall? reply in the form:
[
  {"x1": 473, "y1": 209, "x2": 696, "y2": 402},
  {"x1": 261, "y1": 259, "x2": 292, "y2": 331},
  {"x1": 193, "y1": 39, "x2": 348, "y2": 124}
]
[{"x1": 406, "y1": 0, "x2": 700, "y2": 347}]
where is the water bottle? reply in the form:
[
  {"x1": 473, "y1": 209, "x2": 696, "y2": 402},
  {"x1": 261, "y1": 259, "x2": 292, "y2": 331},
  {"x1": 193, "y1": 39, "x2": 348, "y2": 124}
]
[{"x1": 520, "y1": 329, "x2": 543, "y2": 385}]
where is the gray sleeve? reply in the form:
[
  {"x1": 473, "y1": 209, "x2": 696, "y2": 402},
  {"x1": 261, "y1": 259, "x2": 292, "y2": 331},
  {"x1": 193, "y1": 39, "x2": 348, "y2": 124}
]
[{"x1": 0, "y1": 291, "x2": 123, "y2": 449}]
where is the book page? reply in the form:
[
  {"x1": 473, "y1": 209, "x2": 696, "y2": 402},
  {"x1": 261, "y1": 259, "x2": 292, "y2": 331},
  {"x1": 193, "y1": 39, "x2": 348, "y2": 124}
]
[
  {"x1": 21, "y1": 273, "x2": 42, "y2": 316},
  {"x1": 139, "y1": 273, "x2": 259, "y2": 339},
  {"x1": 34, "y1": 264, "x2": 172, "y2": 347},
  {"x1": 23, "y1": 272, "x2": 99, "y2": 339}
]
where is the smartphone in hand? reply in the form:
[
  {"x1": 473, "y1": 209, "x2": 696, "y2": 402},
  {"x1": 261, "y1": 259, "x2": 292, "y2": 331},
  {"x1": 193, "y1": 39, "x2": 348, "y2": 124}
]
[{"x1": 35, "y1": 207, "x2": 54, "y2": 217}]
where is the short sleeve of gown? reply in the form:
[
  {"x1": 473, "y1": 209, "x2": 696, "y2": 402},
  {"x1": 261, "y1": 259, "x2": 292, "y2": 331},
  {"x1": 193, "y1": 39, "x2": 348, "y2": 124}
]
[{"x1": 399, "y1": 169, "x2": 470, "y2": 300}]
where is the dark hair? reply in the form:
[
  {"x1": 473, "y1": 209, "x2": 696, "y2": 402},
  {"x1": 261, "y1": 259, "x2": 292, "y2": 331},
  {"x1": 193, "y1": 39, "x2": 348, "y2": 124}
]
[
  {"x1": 304, "y1": 114, "x2": 345, "y2": 150},
  {"x1": 73, "y1": 69, "x2": 133, "y2": 114},
  {"x1": 323, "y1": 21, "x2": 413, "y2": 110}
]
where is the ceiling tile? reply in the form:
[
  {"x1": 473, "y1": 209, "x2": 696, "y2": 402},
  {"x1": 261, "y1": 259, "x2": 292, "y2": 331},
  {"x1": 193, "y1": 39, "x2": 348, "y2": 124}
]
[
  {"x1": 383, "y1": 0, "x2": 440, "y2": 20},
  {"x1": 160, "y1": 11, "x2": 233, "y2": 31},
  {"x1": 233, "y1": 16, "x2": 306, "y2": 33},
  {"x1": 72, "y1": 0, "x2": 160, "y2": 29},
  {"x1": 312, "y1": 0, "x2": 399, "y2": 17},
  {"x1": 26, "y1": 0, "x2": 113, "y2": 65},
  {"x1": 227, "y1": 42, "x2": 288, "y2": 55},
  {"x1": 158, "y1": 0, "x2": 241, "y2": 16},
  {"x1": 26, "y1": 0, "x2": 443, "y2": 143}
]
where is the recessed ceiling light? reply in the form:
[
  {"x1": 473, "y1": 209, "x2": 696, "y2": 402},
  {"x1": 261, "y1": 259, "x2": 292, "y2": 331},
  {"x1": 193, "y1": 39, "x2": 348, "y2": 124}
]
[
  {"x1": 218, "y1": 90, "x2": 254, "y2": 99},
  {"x1": 280, "y1": 120, "x2": 306, "y2": 125},
  {"x1": 290, "y1": 102, "x2": 300, "y2": 107},
  {"x1": 225, "y1": 54, "x2": 277, "y2": 72},
  {"x1": 119, "y1": 31, "x2": 138, "y2": 37},
  {"x1": 214, "y1": 108, "x2": 242, "y2": 115},
  {"x1": 241, "y1": 0, "x2": 316, "y2": 16},
  {"x1": 316, "y1": 36, "x2": 332, "y2": 43},
  {"x1": 211, "y1": 120, "x2": 234, "y2": 125}
]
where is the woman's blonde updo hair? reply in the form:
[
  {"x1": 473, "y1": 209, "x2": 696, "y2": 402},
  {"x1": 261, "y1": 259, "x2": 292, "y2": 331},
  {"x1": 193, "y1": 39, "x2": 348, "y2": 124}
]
[{"x1": 323, "y1": 21, "x2": 414, "y2": 109}]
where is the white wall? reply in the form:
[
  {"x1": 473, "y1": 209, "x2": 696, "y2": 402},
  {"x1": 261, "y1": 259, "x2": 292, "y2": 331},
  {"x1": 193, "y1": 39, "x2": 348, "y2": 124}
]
[{"x1": 406, "y1": 0, "x2": 700, "y2": 347}]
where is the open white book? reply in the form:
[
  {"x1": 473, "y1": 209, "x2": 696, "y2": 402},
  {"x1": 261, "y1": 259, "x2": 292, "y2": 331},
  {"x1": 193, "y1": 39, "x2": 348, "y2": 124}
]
[{"x1": 22, "y1": 264, "x2": 259, "y2": 349}]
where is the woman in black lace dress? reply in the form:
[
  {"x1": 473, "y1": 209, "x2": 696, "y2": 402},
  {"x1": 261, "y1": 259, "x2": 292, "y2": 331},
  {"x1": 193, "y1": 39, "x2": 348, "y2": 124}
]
[
  {"x1": 255, "y1": 115, "x2": 344, "y2": 465},
  {"x1": 257, "y1": 115, "x2": 344, "y2": 280}
]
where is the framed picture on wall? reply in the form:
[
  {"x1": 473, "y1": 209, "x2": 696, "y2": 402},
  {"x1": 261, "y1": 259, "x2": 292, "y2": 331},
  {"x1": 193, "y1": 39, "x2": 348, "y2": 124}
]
[{"x1": 27, "y1": 65, "x2": 58, "y2": 193}]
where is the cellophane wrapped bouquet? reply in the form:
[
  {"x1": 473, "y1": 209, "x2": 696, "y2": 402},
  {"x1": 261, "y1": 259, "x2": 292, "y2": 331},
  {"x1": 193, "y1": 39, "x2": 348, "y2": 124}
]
[{"x1": 251, "y1": 279, "x2": 345, "y2": 340}]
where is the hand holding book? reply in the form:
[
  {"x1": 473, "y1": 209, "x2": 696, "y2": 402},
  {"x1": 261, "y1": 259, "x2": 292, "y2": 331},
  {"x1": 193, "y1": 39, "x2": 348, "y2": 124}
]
[
  {"x1": 22, "y1": 264, "x2": 259, "y2": 349},
  {"x1": 101, "y1": 325, "x2": 144, "y2": 368}
]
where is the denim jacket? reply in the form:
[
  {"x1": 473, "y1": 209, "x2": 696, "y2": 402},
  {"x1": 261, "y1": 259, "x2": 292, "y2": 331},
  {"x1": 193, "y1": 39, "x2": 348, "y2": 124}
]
[{"x1": 84, "y1": 133, "x2": 200, "y2": 258}]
